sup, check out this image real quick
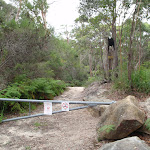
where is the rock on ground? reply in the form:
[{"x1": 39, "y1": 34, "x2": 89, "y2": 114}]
[
  {"x1": 83, "y1": 82, "x2": 111, "y2": 102},
  {"x1": 99, "y1": 136, "x2": 150, "y2": 150},
  {"x1": 83, "y1": 82, "x2": 113, "y2": 117},
  {"x1": 97, "y1": 95, "x2": 146, "y2": 140}
]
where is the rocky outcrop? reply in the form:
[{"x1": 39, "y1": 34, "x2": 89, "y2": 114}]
[
  {"x1": 82, "y1": 81, "x2": 110, "y2": 102},
  {"x1": 97, "y1": 96, "x2": 146, "y2": 140},
  {"x1": 83, "y1": 82, "x2": 112, "y2": 117},
  {"x1": 99, "y1": 136, "x2": 150, "y2": 150}
]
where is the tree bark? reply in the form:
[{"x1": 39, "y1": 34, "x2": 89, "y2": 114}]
[
  {"x1": 89, "y1": 46, "x2": 93, "y2": 77},
  {"x1": 119, "y1": 16, "x2": 123, "y2": 77},
  {"x1": 128, "y1": 9, "x2": 136, "y2": 85},
  {"x1": 138, "y1": 22, "x2": 142, "y2": 71},
  {"x1": 128, "y1": 0, "x2": 141, "y2": 85},
  {"x1": 41, "y1": 10, "x2": 47, "y2": 29},
  {"x1": 103, "y1": 37, "x2": 109, "y2": 79},
  {"x1": 112, "y1": 0, "x2": 118, "y2": 78},
  {"x1": 15, "y1": 0, "x2": 22, "y2": 22},
  {"x1": 99, "y1": 41, "x2": 106, "y2": 79}
]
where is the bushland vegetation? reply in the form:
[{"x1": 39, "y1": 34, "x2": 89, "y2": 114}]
[{"x1": 0, "y1": 0, "x2": 150, "y2": 120}]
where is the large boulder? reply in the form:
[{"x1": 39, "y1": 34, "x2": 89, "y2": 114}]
[
  {"x1": 97, "y1": 96, "x2": 146, "y2": 140},
  {"x1": 99, "y1": 136, "x2": 150, "y2": 150}
]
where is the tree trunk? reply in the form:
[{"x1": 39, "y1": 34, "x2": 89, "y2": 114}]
[
  {"x1": 119, "y1": 16, "x2": 123, "y2": 77},
  {"x1": 15, "y1": 0, "x2": 22, "y2": 22},
  {"x1": 103, "y1": 37, "x2": 109, "y2": 79},
  {"x1": 89, "y1": 46, "x2": 93, "y2": 77},
  {"x1": 138, "y1": 22, "x2": 142, "y2": 71},
  {"x1": 112, "y1": 0, "x2": 118, "y2": 78},
  {"x1": 128, "y1": 9, "x2": 136, "y2": 86},
  {"x1": 128, "y1": 0, "x2": 141, "y2": 86},
  {"x1": 99, "y1": 41, "x2": 106, "y2": 79},
  {"x1": 41, "y1": 10, "x2": 47, "y2": 29}
]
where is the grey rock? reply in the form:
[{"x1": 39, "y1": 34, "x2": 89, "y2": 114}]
[
  {"x1": 99, "y1": 136, "x2": 150, "y2": 150},
  {"x1": 97, "y1": 96, "x2": 146, "y2": 140},
  {"x1": 88, "y1": 105, "x2": 109, "y2": 117},
  {"x1": 83, "y1": 82, "x2": 113, "y2": 117}
]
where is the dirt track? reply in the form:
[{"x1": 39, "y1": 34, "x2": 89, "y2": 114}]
[{"x1": 0, "y1": 87, "x2": 100, "y2": 150}]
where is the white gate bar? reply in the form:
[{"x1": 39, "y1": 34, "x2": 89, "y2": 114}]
[{"x1": 0, "y1": 98, "x2": 116, "y2": 105}]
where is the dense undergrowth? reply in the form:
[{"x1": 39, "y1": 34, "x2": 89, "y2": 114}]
[
  {"x1": 0, "y1": 77, "x2": 66, "y2": 121},
  {"x1": 113, "y1": 63, "x2": 150, "y2": 94},
  {"x1": 83, "y1": 62, "x2": 150, "y2": 96}
]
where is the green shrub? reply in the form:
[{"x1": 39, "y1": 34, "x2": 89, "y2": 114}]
[
  {"x1": 68, "y1": 79, "x2": 83, "y2": 87},
  {"x1": 144, "y1": 118, "x2": 150, "y2": 131},
  {"x1": 113, "y1": 63, "x2": 150, "y2": 94},
  {"x1": 29, "y1": 78, "x2": 66, "y2": 99},
  {"x1": 13, "y1": 74, "x2": 28, "y2": 83},
  {"x1": 113, "y1": 70, "x2": 130, "y2": 92},
  {"x1": 0, "y1": 113, "x2": 3, "y2": 123},
  {"x1": 84, "y1": 76, "x2": 103, "y2": 87},
  {"x1": 132, "y1": 67, "x2": 150, "y2": 94},
  {"x1": 0, "y1": 78, "x2": 66, "y2": 117}
]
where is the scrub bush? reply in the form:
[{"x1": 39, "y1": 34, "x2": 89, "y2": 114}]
[{"x1": 0, "y1": 78, "x2": 66, "y2": 118}]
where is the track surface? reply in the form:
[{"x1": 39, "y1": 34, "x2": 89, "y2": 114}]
[{"x1": 0, "y1": 87, "x2": 99, "y2": 150}]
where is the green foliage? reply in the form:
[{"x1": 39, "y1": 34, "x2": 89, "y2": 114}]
[
  {"x1": 142, "y1": 61, "x2": 150, "y2": 69},
  {"x1": 25, "y1": 146, "x2": 31, "y2": 150},
  {"x1": 34, "y1": 121, "x2": 47, "y2": 127},
  {"x1": 113, "y1": 70, "x2": 130, "y2": 92},
  {"x1": 5, "y1": 19, "x2": 17, "y2": 30},
  {"x1": 98, "y1": 125, "x2": 115, "y2": 134},
  {"x1": 11, "y1": 102, "x2": 25, "y2": 113},
  {"x1": 98, "y1": 124, "x2": 115, "y2": 141},
  {"x1": 113, "y1": 62, "x2": 150, "y2": 94},
  {"x1": 13, "y1": 74, "x2": 28, "y2": 83},
  {"x1": 132, "y1": 65, "x2": 150, "y2": 94},
  {"x1": 0, "y1": 0, "x2": 90, "y2": 88},
  {"x1": 84, "y1": 76, "x2": 103, "y2": 87},
  {"x1": 34, "y1": 122, "x2": 42, "y2": 127},
  {"x1": 68, "y1": 80, "x2": 83, "y2": 87},
  {"x1": 0, "y1": 78, "x2": 66, "y2": 115},
  {"x1": 0, "y1": 112, "x2": 3, "y2": 123},
  {"x1": 97, "y1": 137, "x2": 102, "y2": 142},
  {"x1": 29, "y1": 78, "x2": 66, "y2": 99},
  {"x1": 144, "y1": 118, "x2": 150, "y2": 131},
  {"x1": 0, "y1": 84, "x2": 21, "y2": 98}
]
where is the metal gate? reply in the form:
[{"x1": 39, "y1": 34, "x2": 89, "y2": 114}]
[{"x1": 0, "y1": 98, "x2": 116, "y2": 123}]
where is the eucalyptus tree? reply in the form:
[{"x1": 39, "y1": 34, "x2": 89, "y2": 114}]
[
  {"x1": 73, "y1": 18, "x2": 104, "y2": 77},
  {"x1": 79, "y1": 0, "x2": 119, "y2": 75},
  {"x1": 79, "y1": 0, "x2": 150, "y2": 86},
  {"x1": 33, "y1": 0, "x2": 49, "y2": 29}
]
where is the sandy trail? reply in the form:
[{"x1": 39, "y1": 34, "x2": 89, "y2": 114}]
[{"x1": 0, "y1": 87, "x2": 99, "y2": 150}]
